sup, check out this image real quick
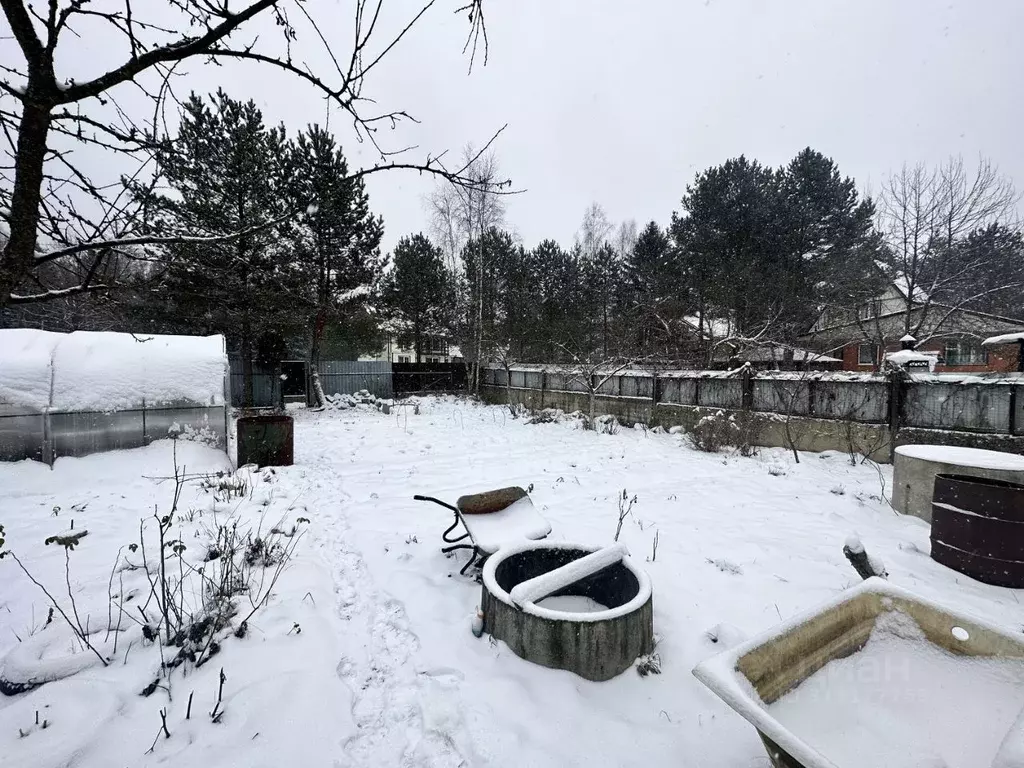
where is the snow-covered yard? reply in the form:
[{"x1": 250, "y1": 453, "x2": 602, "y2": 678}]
[{"x1": 2, "y1": 396, "x2": 1023, "y2": 767}]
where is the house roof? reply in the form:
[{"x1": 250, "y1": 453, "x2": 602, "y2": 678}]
[
  {"x1": 800, "y1": 303, "x2": 1024, "y2": 341},
  {"x1": 681, "y1": 313, "x2": 733, "y2": 340},
  {"x1": 867, "y1": 260, "x2": 932, "y2": 304},
  {"x1": 734, "y1": 346, "x2": 842, "y2": 363},
  {"x1": 982, "y1": 331, "x2": 1024, "y2": 347}
]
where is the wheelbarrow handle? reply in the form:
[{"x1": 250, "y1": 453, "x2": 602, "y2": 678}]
[{"x1": 413, "y1": 494, "x2": 460, "y2": 514}]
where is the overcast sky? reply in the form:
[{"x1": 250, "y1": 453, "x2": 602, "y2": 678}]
[
  {"x1": 22, "y1": 0, "x2": 1024, "y2": 255},
  {"x1": 335, "y1": 0, "x2": 1022, "y2": 253}
]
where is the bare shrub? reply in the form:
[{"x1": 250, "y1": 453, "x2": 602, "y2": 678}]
[
  {"x1": 613, "y1": 490, "x2": 638, "y2": 542},
  {"x1": 732, "y1": 410, "x2": 762, "y2": 457},
  {"x1": 688, "y1": 410, "x2": 737, "y2": 452}
]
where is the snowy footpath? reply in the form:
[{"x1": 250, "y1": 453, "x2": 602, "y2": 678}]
[{"x1": 2, "y1": 396, "x2": 1024, "y2": 767}]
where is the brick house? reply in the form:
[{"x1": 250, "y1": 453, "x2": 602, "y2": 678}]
[{"x1": 801, "y1": 280, "x2": 1024, "y2": 373}]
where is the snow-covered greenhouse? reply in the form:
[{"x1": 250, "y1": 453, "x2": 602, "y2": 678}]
[{"x1": 0, "y1": 330, "x2": 228, "y2": 464}]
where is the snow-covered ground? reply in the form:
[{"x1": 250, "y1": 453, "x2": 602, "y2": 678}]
[{"x1": 2, "y1": 396, "x2": 1024, "y2": 767}]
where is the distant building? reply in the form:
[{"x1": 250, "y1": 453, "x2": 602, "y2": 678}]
[
  {"x1": 802, "y1": 278, "x2": 1024, "y2": 373},
  {"x1": 359, "y1": 326, "x2": 461, "y2": 364}
]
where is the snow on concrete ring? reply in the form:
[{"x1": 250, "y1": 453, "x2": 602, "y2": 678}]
[
  {"x1": 480, "y1": 540, "x2": 653, "y2": 681},
  {"x1": 892, "y1": 444, "x2": 1024, "y2": 523}
]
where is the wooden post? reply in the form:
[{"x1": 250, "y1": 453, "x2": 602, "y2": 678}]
[
  {"x1": 651, "y1": 372, "x2": 659, "y2": 426},
  {"x1": 740, "y1": 365, "x2": 753, "y2": 411},
  {"x1": 540, "y1": 369, "x2": 547, "y2": 409},
  {"x1": 887, "y1": 370, "x2": 906, "y2": 435},
  {"x1": 1009, "y1": 385, "x2": 1018, "y2": 436}
]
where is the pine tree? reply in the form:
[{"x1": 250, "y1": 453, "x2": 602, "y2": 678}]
[
  {"x1": 671, "y1": 150, "x2": 880, "y2": 357},
  {"x1": 623, "y1": 221, "x2": 679, "y2": 355},
  {"x1": 146, "y1": 90, "x2": 293, "y2": 405},
  {"x1": 782, "y1": 148, "x2": 879, "y2": 334},
  {"x1": 287, "y1": 125, "x2": 383, "y2": 404},
  {"x1": 380, "y1": 234, "x2": 450, "y2": 362},
  {"x1": 923, "y1": 223, "x2": 1024, "y2": 318},
  {"x1": 461, "y1": 228, "x2": 517, "y2": 364},
  {"x1": 532, "y1": 240, "x2": 587, "y2": 360},
  {"x1": 583, "y1": 243, "x2": 624, "y2": 358}
]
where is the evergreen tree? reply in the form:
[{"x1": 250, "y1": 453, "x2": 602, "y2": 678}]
[
  {"x1": 583, "y1": 243, "x2": 624, "y2": 358},
  {"x1": 145, "y1": 90, "x2": 293, "y2": 405},
  {"x1": 532, "y1": 240, "x2": 587, "y2": 359},
  {"x1": 672, "y1": 156, "x2": 788, "y2": 338},
  {"x1": 671, "y1": 150, "x2": 880, "y2": 357},
  {"x1": 461, "y1": 228, "x2": 517, "y2": 363},
  {"x1": 922, "y1": 223, "x2": 1024, "y2": 318},
  {"x1": 782, "y1": 148, "x2": 879, "y2": 333},
  {"x1": 623, "y1": 221, "x2": 679, "y2": 355},
  {"x1": 287, "y1": 125, "x2": 384, "y2": 403},
  {"x1": 380, "y1": 234, "x2": 450, "y2": 362}
]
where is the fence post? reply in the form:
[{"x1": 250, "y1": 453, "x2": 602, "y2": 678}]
[
  {"x1": 887, "y1": 370, "x2": 907, "y2": 435},
  {"x1": 695, "y1": 376, "x2": 702, "y2": 408},
  {"x1": 807, "y1": 379, "x2": 816, "y2": 417},
  {"x1": 1009, "y1": 385, "x2": 1018, "y2": 435},
  {"x1": 651, "y1": 372, "x2": 659, "y2": 426},
  {"x1": 540, "y1": 369, "x2": 547, "y2": 409},
  {"x1": 740, "y1": 366, "x2": 753, "y2": 411}
]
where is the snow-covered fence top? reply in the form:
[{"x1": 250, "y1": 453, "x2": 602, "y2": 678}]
[
  {"x1": 0, "y1": 330, "x2": 227, "y2": 413},
  {"x1": 484, "y1": 364, "x2": 1024, "y2": 436}
]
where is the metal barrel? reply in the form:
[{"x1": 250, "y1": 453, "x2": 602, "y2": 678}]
[{"x1": 931, "y1": 473, "x2": 1024, "y2": 587}]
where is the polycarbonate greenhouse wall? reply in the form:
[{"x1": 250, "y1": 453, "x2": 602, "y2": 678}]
[{"x1": 0, "y1": 330, "x2": 229, "y2": 464}]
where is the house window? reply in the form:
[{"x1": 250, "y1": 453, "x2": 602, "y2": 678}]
[
  {"x1": 398, "y1": 355, "x2": 410, "y2": 363},
  {"x1": 425, "y1": 336, "x2": 448, "y2": 354},
  {"x1": 858, "y1": 299, "x2": 883, "y2": 321},
  {"x1": 943, "y1": 339, "x2": 986, "y2": 366},
  {"x1": 857, "y1": 343, "x2": 878, "y2": 366}
]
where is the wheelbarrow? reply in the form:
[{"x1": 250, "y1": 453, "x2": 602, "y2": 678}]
[{"x1": 413, "y1": 486, "x2": 552, "y2": 575}]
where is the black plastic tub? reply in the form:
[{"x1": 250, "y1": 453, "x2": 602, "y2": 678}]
[
  {"x1": 236, "y1": 413, "x2": 294, "y2": 467},
  {"x1": 931, "y1": 473, "x2": 1024, "y2": 587}
]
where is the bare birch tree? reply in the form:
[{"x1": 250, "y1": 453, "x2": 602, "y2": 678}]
[
  {"x1": 428, "y1": 145, "x2": 505, "y2": 393},
  {"x1": 875, "y1": 156, "x2": 1021, "y2": 345},
  {"x1": 614, "y1": 219, "x2": 639, "y2": 258},
  {"x1": 575, "y1": 202, "x2": 613, "y2": 259}
]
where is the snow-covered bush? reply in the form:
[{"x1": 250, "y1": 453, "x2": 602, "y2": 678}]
[
  {"x1": 179, "y1": 421, "x2": 222, "y2": 448},
  {"x1": 688, "y1": 410, "x2": 737, "y2": 452},
  {"x1": 732, "y1": 410, "x2": 761, "y2": 457},
  {"x1": 526, "y1": 408, "x2": 566, "y2": 425},
  {"x1": 594, "y1": 414, "x2": 620, "y2": 435},
  {"x1": 688, "y1": 410, "x2": 761, "y2": 455}
]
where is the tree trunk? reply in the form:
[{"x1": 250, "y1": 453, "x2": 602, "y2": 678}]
[
  {"x1": 505, "y1": 361, "x2": 513, "y2": 409},
  {"x1": 474, "y1": 228, "x2": 484, "y2": 394},
  {"x1": 310, "y1": 369, "x2": 328, "y2": 410},
  {"x1": 0, "y1": 100, "x2": 52, "y2": 306},
  {"x1": 309, "y1": 309, "x2": 327, "y2": 408},
  {"x1": 603, "y1": 300, "x2": 609, "y2": 359},
  {"x1": 414, "y1": 311, "x2": 422, "y2": 363},
  {"x1": 240, "y1": 330, "x2": 254, "y2": 408}
]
